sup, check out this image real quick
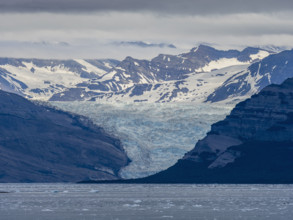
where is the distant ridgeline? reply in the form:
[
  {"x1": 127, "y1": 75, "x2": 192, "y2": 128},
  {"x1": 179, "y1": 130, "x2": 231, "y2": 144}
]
[
  {"x1": 83, "y1": 77, "x2": 293, "y2": 183},
  {"x1": 2, "y1": 45, "x2": 289, "y2": 104}
]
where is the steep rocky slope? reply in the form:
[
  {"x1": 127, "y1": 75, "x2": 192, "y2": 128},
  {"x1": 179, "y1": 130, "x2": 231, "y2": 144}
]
[
  {"x1": 0, "y1": 90, "x2": 129, "y2": 182},
  {"x1": 138, "y1": 77, "x2": 293, "y2": 183}
]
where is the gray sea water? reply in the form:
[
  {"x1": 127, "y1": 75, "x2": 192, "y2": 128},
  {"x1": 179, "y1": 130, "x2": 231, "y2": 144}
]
[{"x1": 1, "y1": 184, "x2": 293, "y2": 220}]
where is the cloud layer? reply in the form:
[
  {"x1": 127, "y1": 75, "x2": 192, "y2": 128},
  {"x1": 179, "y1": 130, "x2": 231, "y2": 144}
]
[
  {"x1": 0, "y1": 1, "x2": 293, "y2": 59},
  {"x1": 0, "y1": 0, "x2": 292, "y2": 14}
]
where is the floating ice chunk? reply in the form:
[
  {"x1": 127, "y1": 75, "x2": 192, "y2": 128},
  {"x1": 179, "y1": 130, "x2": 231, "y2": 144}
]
[
  {"x1": 123, "y1": 204, "x2": 140, "y2": 207},
  {"x1": 163, "y1": 202, "x2": 175, "y2": 209},
  {"x1": 240, "y1": 208, "x2": 259, "y2": 212},
  {"x1": 42, "y1": 209, "x2": 53, "y2": 212}
]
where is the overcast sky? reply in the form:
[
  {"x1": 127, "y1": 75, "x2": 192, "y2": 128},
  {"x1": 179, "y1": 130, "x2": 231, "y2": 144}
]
[{"x1": 0, "y1": 0, "x2": 293, "y2": 59}]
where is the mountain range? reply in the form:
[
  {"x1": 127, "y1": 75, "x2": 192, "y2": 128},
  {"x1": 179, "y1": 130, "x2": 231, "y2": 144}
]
[
  {"x1": 0, "y1": 58, "x2": 119, "y2": 100},
  {"x1": 0, "y1": 45, "x2": 278, "y2": 104}
]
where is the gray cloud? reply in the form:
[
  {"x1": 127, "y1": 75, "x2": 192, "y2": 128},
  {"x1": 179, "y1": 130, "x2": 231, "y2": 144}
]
[
  {"x1": 112, "y1": 41, "x2": 176, "y2": 49},
  {"x1": 1, "y1": 1, "x2": 293, "y2": 59},
  {"x1": 0, "y1": 40, "x2": 183, "y2": 59},
  {"x1": 1, "y1": 11, "x2": 293, "y2": 59},
  {"x1": 0, "y1": 0, "x2": 293, "y2": 14}
]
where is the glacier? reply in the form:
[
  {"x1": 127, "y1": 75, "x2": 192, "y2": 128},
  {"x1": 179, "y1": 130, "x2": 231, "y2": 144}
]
[{"x1": 52, "y1": 102, "x2": 232, "y2": 179}]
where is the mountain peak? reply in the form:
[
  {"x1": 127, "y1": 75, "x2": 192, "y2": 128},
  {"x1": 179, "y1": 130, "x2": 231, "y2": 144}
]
[
  {"x1": 241, "y1": 46, "x2": 263, "y2": 54},
  {"x1": 190, "y1": 44, "x2": 215, "y2": 53},
  {"x1": 124, "y1": 56, "x2": 135, "y2": 61}
]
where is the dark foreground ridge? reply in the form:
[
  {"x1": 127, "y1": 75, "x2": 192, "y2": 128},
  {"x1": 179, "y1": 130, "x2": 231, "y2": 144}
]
[
  {"x1": 0, "y1": 90, "x2": 130, "y2": 182},
  {"x1": 81, "y1": 77, "x2": 293, "y2": 184}
]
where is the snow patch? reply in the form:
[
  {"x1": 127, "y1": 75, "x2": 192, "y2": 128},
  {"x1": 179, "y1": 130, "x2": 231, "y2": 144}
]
[
  {"x1": 250, "y1": 50, "x2": 270, "y2": 61},
  {"x1": 74, "y1": 59, "x2": 106, "y2": 76},
  {"x1": 208, "y1": 150, "x2": 241, "y2": 168},
  {"x1": 103, "y1": 62, "x2": 112, "y2": 69},
  {"x1": 200, "y1": 58, "x2": 249, "y2": 72}
]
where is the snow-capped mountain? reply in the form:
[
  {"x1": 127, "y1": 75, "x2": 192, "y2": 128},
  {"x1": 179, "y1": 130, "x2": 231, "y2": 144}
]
[
  {"x1": 0, "y1": 58, "x2": 119, "y2": 100},
  {"x1": 0, "y1": 45, "x2": 276, "y2": 104},
  {"x1": 78, "y1": 64, "x2": 250, "y2": 103},
  {"x1": 49, "y1": 45, "x2": 271, "y2": 103},
  {"x1": 207, "y1": 49, "x2": 293, "y2": 103}
]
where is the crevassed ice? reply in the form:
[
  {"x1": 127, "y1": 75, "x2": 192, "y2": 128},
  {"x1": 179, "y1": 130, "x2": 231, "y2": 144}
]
[{"x1": 52, "y1": 102, "x2": 232, "y2": 179}]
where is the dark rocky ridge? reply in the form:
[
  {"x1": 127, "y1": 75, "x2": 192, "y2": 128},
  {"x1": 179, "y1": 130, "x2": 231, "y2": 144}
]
[
  {"x1": 109, "y1": 45, "x2": 269, "y2": 83},
  {"x1": 84, "y1": 77, "x2": 293, "y2": 183},
  {"x1": 0, "y1": 90, "x2": 129, "y2": 182}
]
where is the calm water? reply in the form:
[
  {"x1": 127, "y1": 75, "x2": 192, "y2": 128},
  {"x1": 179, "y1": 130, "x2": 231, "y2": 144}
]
[{"x1": 0, "y1": 184, "x2": 293, "y2": 220}]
